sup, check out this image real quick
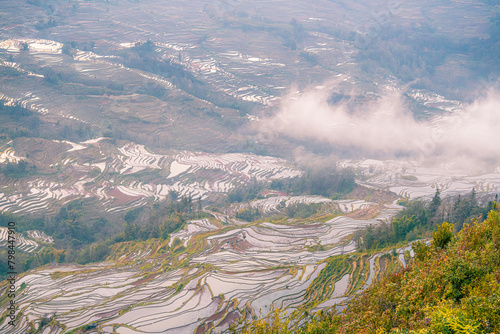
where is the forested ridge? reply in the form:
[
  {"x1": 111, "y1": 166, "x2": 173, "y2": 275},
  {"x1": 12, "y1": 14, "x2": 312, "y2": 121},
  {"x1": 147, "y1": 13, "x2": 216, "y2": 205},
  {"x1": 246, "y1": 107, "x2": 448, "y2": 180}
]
[{"x1": 359, "y1": 189, "x2": 496, "y2": 250}]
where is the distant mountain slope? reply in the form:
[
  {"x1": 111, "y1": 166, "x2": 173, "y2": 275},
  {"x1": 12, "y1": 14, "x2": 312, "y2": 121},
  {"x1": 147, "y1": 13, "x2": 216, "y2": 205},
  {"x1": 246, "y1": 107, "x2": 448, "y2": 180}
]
[{"x1": 0, "y1": 137, "x2": 302, "y2": 216}]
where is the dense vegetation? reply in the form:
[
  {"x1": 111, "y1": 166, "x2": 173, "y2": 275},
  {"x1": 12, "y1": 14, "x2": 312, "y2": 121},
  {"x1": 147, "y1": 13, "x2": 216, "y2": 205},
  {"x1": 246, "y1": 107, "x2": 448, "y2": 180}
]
[
  {"x1": 270, "y1": 167, "x2": 356, "y2": 199},
  {"x1": 235, "y1": 202, "x2": 322, "y2": 222},
  {"x1": 228, "y1": 166, "x2": 355, "y2": 205},
  {"x1": 358, "y1": 189, "x2": 496, "y2": 250},
  {"x1": 235, "y1": 206, "x2": 261, "y2": 222},
  {"x1": 227, "y1": 180, "x2": 267, "y2": 203},
  {"x1": 284, "y1": 202, "x2": 322, "y2": 219},
  {"x1": 231, "y1": 205, "x2": 500, "y2": 333}
]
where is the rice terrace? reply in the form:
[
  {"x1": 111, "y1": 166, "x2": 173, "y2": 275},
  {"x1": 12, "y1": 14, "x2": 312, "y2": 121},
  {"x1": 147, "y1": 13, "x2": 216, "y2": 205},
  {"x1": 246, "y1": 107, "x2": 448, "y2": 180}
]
[{"x1": 1, "y1": 0, "x2": 500, "y2": 333}]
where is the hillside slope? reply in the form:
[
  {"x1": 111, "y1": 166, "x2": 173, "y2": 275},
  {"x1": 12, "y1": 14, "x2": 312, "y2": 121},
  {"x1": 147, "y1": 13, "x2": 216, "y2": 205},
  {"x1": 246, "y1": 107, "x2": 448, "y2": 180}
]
[{"x1": 234, "y1": 206, "x2": 500, "y2": 333}]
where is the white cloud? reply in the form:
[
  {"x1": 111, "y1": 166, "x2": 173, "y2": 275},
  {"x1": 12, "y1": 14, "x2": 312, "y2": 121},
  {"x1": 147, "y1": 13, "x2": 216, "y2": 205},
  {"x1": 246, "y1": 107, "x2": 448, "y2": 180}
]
[{"x1": 261, "y1": 85, "x2": 500, "y2": 168}]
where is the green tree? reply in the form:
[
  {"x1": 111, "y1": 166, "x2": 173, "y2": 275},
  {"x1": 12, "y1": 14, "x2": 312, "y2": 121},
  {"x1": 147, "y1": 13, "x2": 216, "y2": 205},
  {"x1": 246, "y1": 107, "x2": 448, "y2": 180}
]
[
  {"x1": 432, "y1": 221, "x2": 454, "y2": 249},
  {"x1": 428, "y1": 188, "x2": 442, "y2": 222},
  {"x1": 392, "y1": 214, "x2": 420, "y2": 240}
]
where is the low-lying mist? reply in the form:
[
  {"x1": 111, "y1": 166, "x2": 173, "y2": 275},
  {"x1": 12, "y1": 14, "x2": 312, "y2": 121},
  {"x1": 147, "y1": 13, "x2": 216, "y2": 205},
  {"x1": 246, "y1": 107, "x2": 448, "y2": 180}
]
[{"x1": 260, "y1": 83, "x2": 500, "y2": 171}]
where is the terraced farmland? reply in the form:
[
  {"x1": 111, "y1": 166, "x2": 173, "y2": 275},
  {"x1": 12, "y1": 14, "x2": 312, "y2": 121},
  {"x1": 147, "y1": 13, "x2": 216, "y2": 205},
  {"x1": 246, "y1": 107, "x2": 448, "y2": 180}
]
[
  {"x1": 0, "y1": 227, "x2": 42, "y2": 253},
  {"x1": 0, "y1": 145, "x2": 23, "y2": 164},
  {"x1": 0, "y1": 202, "x2": 405, "y2": 333},
  {"x1": 0, "y1": 138, "x2": 301, "y2": 216},
  {"x1": 0, "y1": 0, "x2": 498, "y2": 333}
]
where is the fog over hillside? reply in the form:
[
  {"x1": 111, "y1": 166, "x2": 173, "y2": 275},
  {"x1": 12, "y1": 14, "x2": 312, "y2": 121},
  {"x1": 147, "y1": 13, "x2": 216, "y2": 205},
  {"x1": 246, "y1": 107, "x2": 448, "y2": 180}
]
[{"x1": 263, "y1": 83, "x2": 500, "y2": 170}]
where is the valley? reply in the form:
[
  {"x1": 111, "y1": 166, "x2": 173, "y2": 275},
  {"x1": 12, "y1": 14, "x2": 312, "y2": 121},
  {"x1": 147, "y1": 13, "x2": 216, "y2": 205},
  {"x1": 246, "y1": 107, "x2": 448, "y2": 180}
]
[{"x1": 0, "y1": 0, "x2": 499, "y2": 333}]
